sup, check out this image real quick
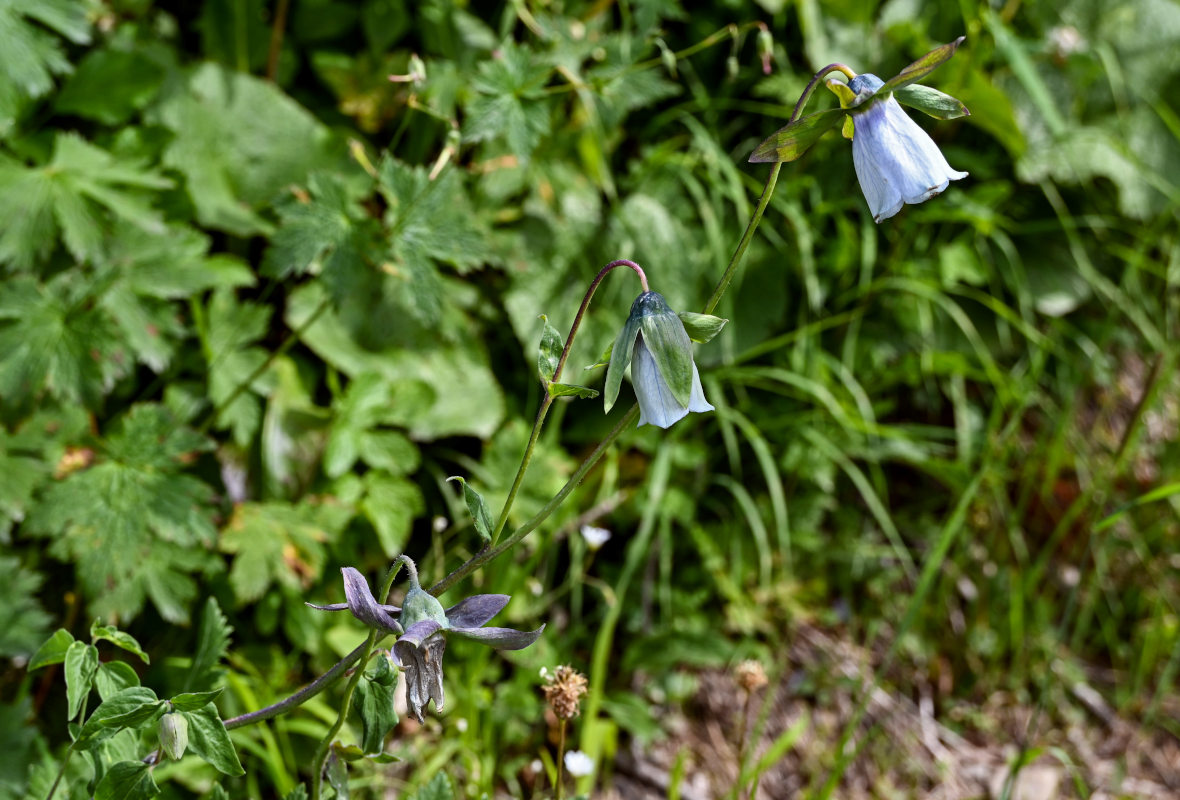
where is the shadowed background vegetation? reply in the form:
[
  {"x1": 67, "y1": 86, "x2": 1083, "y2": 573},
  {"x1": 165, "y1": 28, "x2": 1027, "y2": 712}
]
[{"x1": 2, "y1": 0, "x2": 1177, "y2": 797}]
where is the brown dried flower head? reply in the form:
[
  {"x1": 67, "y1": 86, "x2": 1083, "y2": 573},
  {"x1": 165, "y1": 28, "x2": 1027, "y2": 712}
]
[
  {"x1": 542, "y1": 665, "x2": 588, "y2": 721},
  {"x1": 735, "y1": 659, "x2": 768, "y2": 693}
]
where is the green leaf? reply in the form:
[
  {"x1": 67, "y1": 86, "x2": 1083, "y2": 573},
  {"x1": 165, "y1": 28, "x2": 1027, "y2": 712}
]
[
  {"x1": 75, "y1": 687, "x2": 158, "y2": 749},
  {"x1": 463, "y1": 41, "x2": 552, "y2": 162},
  {"x1": 0, "y1": 0, "x2": 92, "y2": 134},
  {"x1": 0, "y1": 274, "x2": 128, "y2": 409},
  {"x1": 55, "y1": 47, "x2": 165, "y2": 125},
  {"x1": 0, "y1": 133, "x2": 171, "y2": 269},
  {"x1": 584, "y1": 341, "x2": 614, "y2": 372},
  {"x1": 95, "y1": 661, "x2": 141, "y2": 700},
  {"x1": 94, "y1": 761, "x2": 159, "y2": 800},
  {"x1": 879, "y1": 36, "x2": 967, "y2": 94},
  {"x1": 203, "y1": 289, "x2": 273, "y2": 445},
  {"x1": 170, "y1": 688, "x2": 225, "y2": 712},
  {"x1": 283, "y1": 785, "x2": 309, "y2": 800},
  {"x1": 894, "y1": 84, "x2": 970, "y2": 120},
  {"x1": 181, "y1": 704, "x2": 245, "y2": 776},
  {"x1": 28, "y1": 628, "x2": 75, "y2": 671},
  {"x1": 187, "y1": 597, "x2": 233, "y2": 693},
  {"x1": 64, "y1": 641, "x2": 98, "y2": 720},
  {"x1": 152, "y1": 63, "x2": 339, "y2": 236},
  {"x1": 414, "y1": 772, "x2": 454, "y2": 800},
  {"x1": 537, "y1": 315, "x2": 563, "y2": 381},
  {"x1": 326, "y1": 751, "x2": 349, "y2": 799},
  {"x1": 25, "y1": 404, "x2": 219, "y2": 624},
  {"x1": 96, "y1": 699, "x2": 166, "y2": 729},
  {"x1": 354, "y1": 651, "x2": 399, "y2": 753},
  {"x1": 220, "y1": 500, "x2": 350, "y2": 605},
  {"x1": 677, "y1": 312, "x2": 728, "y2": 344},
  {"x1": 261, "y1": 172, "x2": 378, "y2": 300},
  {"x1": 547, "y1": 382, "x2": 600, "y2": 399},
  {"x1": 0, "y1": 558, "x2": 53, "y2": 660},
  {"x1": 90, "y1": 621, "x2": 150, "y2": 665},
  {"x1": 357, "y1": 430, "x2": 419, "y2": 475},
  {"x1": 446, "y1": 476, "x2": 494, "y2": 542},
  {"x1": 748, "y1": 108, "x2": 845, "y2": 163},
  {"x1": 360, "y1": 472, "x2": 425, "y2": 557}
]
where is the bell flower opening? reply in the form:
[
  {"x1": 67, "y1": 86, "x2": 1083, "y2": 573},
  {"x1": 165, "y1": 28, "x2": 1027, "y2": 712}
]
[{"x1": 847, "y1": 73, "x2": 968, "y2": 223}]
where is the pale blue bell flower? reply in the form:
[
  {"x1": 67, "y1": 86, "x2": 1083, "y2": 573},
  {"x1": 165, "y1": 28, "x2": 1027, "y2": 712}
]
[
  {"x1": 848, "y1": 73, "x2": 968, "y2": 223},
  {"x1": 632, "y1": 336, "x2": 714, "y2": 428}
]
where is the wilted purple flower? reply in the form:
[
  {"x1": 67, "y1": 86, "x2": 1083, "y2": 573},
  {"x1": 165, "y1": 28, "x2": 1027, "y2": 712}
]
[{"x1": 309, "y1": 566, "x2": 544, "y2": 722}]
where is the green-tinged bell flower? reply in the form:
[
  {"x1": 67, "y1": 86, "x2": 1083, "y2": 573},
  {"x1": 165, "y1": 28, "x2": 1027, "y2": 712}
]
[
  {"x1": 749, "y1": 38, "x2": 970, "y2": 222},
  {"x1": 604, "y1": 291, "x2": 714, "y2": 429},
  {"x1": 308, "y1": 566, "x2": 545, "y2": 722}
]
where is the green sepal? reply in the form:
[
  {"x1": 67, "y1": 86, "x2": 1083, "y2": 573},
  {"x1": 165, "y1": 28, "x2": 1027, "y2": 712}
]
[
  {"x1": 603, "y1": 300, "x2": 644, "y2": 412},
  {"x1": 91, "y1": 620, "x2": 150, "y2": 664},
  {"x1": 355, "y1": 650, "x2": 399, "y2": 754},
  {"x1": 826, "y1": 80, "x2": 856, "y2": 108},
  {"x1": 170, "y1": 687, "x2": 225, "y2": 712},
  {"x1": 446, "y1": 476, "x2": 494, "y2": 543},
  {"x1": 842, "y1": 115, "x2": 855, "y2": 140},
  {"x1": 585, "y1": 341, "x2": 613, "y2": 371},
  {"x1": 400, "y1": 587, "x2": 448, "y2": 629},
  {"x1": 95, "y1": 761, "x2": 160, "y2": 800},
  {"x1": 65, "y1": 641, "x2": 99, "y2": 720},
  {"x1": 548, "y1": 382, "x2": 599, "y2": 399},
  {"x1": 748, "y1": 108, "x2": 845, "y2": 163},
  {"x1": 180, "y1": 703, "x2": 245, "y2": 776},
  {"x1": 638, "y1": 293, "x2": 694, "y2": 407},
  {"x1": 536, "y1": 314, "x2": 563, "y2": 382},
  {"x1": 878, "y1": 36, "x2": 966, "y2": 95},
  {"x1": 677, "y1": 312, "x2": 727, "y2": 343},
  {"x1": 894, "y1": 83, "x2": 970, "y2": 119},
  {"x1": 29, "y1": 629, "x2": 75, "y2": 670}
]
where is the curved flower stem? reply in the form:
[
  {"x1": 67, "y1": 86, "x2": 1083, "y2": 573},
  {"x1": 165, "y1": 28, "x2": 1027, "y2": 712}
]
[
  {"x1": 307, "y1": 559, "x2": 404, "y2": 800},
  {"x1": 488, "y1": 260, "x2": 647, "y2": 547},
  {"x1": 704, "y1": 62, "x2": 851, "y2": 315}
]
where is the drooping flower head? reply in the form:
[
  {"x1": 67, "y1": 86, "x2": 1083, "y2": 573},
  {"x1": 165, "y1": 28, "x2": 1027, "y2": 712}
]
[
  {"x1": 749, "y1": 37, "x2": 970, "y2": 222},
  {"x1": 309, "y1": 565, "x2": 544, "y2": 722},
  {"x1": 603, "y1": 291, "x2": 714, "y2": 429}
]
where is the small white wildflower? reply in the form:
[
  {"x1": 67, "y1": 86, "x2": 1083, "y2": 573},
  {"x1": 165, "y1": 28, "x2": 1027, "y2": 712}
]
[
  {"x1": 1047, "y1": 26, "x2": 1085, "y2": 58},
  {"x1": 432, "y1": 516, "x2": 448, "y2": 533},
  {"x1": 563, "y1": 750, "x2": 594, "y2": 778},
  {"x1": 455, "y1": 717, "x2": 468, "y2": 733},
  {"x1": 579, "y1": 524, "x2": 612, "y2": 550}
]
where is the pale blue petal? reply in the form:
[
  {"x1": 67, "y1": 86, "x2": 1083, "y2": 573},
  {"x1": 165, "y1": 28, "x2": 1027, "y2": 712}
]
[{"x1": 632, "y1": 338, "x2": 689, "y2": 429}]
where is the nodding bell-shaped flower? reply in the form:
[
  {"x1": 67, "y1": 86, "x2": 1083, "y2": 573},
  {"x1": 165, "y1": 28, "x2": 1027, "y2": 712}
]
[
  {"x1": 845, "y1": 73, "x2": 968, "y2": 222},
  {"x1": 749, "y1": 37, "x2": 970, "y2": 223},
  {"x1": 308, "y1": 565, "x2": 545, "y2": 722},
  {"x1": 603, "y1": 291, "x2": 714, "y2": 429}
]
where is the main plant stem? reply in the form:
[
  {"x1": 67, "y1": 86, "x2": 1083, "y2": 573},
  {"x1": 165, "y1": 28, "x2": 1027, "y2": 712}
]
[{"x1": 488, "y1": 259, "x2": 648, "y2": 547}]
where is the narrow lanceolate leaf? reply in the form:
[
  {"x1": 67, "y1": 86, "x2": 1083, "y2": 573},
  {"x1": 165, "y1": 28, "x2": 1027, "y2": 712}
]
[
  {"x1": 447, "y1": 476, "x2": 494, "y2": 542},
  {"x1": 677, "y1": 312, "x2": 728, "y2": 343},
  {"x1": 879, "y1": 37, "x2": 967, "y2": 94},
  {"x1": 548, "y1": 382, "x2": 599, "y2": 399},
  {"x1": 748, "y1": 108, "x2": 845, "y2": 163},
  {"x1": 537, "y1": 315, "x2": 563, "y2": 382},
  {"x1": 895, "y1": 84, "x2": 970, "y2": 119}
]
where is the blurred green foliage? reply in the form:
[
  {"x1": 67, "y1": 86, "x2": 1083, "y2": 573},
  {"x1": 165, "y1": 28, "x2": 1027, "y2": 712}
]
[{"x1": 1, "y1": 0, "x2": 1177, "y2": 797}]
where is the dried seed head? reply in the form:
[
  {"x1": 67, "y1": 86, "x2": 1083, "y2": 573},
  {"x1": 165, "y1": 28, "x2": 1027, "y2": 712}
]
[
  {"x1": 542, "y1": 665, "x2": 588, "y2": 721},
  {"x1": 735, "y1": 659, "x2": 768, "y2": 693}
]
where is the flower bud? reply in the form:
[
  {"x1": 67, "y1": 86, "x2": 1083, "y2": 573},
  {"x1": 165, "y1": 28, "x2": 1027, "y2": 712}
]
[
  {"x1": 756, "y1": 29, "x2": 774, "y2": 75},
  {"x1": 158, "y1": 712, "x2": 189, "y2": 761}
]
